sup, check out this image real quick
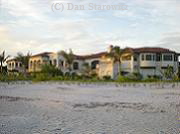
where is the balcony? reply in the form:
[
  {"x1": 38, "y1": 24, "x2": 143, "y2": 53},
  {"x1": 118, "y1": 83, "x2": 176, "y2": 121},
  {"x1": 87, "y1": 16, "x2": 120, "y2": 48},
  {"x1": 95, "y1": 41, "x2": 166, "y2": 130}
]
[{"x1": 140, "y1": 61, "x2": 156, "y2": 68}]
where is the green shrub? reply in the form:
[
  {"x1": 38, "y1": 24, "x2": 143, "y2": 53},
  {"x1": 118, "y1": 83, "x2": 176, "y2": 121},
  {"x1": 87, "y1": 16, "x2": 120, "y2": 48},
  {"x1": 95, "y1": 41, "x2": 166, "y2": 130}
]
[
  {"x1": 117, "y1": 75, "x2": 132, "y2": 82},
  {"x1": 103, "y1": 75, "x2": 111, "y2": 81},
  {"x1": 33, "y1": 73, "x2": 50, "y2": 81},
  {"x1": 0, "y1": 73, "x2": 30, "y2": 82},
  {"x1": 117, "y1": 72, "x2": 142, "y2": 82},
  {"x1": 41, "y1": 64, "x2": 63, "y2": 77},
  {"x1": 172, "y1": 75, "x2": 180, "y2": 82}
]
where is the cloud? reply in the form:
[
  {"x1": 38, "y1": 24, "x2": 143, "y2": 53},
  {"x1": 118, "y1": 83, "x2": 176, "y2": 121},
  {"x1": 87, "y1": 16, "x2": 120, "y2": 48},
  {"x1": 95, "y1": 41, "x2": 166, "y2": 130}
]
[
  {"x1": 0, "y1": 25, "x2": 9, "y2": 39},
  {"x1": 1, "y1": 0, "x2": 47, "y2": 20},
  {"x1": 157, "y1": 32, "x2": 180, "y2": 52},
  {"x1": 0, "y1": 0, "x2": 180, "y2": 57}
]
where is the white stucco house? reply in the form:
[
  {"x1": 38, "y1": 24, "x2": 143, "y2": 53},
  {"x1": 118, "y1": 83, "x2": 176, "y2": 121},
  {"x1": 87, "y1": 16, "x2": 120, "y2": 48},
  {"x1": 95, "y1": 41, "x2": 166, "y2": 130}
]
[
  {"x1": 100, "y1": 47, "x2": 180, "y2": 79},
  {"x1": 7, "y1": 46, "x2": 180, "y2": 79}
]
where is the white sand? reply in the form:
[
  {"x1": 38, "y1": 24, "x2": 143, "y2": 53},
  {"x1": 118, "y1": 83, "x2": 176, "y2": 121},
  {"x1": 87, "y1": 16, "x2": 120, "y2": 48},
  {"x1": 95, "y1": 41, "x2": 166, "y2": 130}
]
[{"x1": 0, "y1": 82, "x2": 180, "y2": 134}]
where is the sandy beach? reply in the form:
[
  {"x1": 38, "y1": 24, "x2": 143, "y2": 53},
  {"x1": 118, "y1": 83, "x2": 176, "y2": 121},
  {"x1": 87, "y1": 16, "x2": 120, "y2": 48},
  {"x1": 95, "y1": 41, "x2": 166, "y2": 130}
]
[{"x1": 0, "y1": 82, "x2": 179, "y2": 134}]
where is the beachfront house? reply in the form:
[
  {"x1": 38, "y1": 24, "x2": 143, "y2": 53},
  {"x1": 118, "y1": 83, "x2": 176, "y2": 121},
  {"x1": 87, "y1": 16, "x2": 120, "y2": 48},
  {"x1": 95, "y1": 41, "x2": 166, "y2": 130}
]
[
  {"x1": 120, "y1": 47, "x2": 180, "y2": 78},
  {"x1": 28, "y1": 51, "x2": 106, "y2": 75},
  {"x1": 6, "y1": 58, "x2": 24, "y2": 73},
  {"x1": 100, "y1": 47, "x2": 180, "y2": 79},
  {"x1": 7, "y1": 46, "x2": 180, "y2": 79}
]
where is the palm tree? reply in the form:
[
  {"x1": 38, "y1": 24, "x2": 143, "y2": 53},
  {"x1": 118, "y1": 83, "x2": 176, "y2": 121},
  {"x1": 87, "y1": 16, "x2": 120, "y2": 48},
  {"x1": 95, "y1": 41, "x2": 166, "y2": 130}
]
[
  {"x1": 106, "y1": 45, "x2": 122, "y2": 76},
  {"x1": 15, "y1": 52, "x2": 31, "y2": 75},
  {"x1": 0, "y1": 51, "x2": 10, "y2": 73},
  {"x1": 59, "y1": 49, "x2": 75, "y2": 73},
  {"x1": 82, "y1": 62, "x2": 91, "y2": 76}
]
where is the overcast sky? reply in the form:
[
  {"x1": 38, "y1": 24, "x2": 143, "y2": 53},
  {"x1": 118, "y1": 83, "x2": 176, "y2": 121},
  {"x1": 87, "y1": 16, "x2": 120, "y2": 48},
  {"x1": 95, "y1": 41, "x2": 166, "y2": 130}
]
[{"x1": 0, "y1": 0, "x2": 180, "y2": 57}]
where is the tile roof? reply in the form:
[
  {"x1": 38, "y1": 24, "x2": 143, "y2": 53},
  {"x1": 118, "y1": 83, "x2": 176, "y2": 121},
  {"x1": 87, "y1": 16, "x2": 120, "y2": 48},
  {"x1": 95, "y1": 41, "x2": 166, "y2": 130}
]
[
  {"x1": 74, "y1": 52, "x2": 107, "y2": 60},
  {"x1": 30, "y1": 52, "x2": 53, "y2": 58},
  {"x1": 124, "y1": 47, "x2": 176, "y2": 53},
  {"x1": 6, "y1": 58, "x2": 18, "y2": 62}
]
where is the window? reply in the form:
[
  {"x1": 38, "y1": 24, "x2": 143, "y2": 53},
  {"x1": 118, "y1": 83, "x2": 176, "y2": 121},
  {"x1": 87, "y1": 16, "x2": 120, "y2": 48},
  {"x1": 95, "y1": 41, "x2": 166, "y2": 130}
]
[
  {"x1": 153, "y1": 55, "x2": 156, "y2": 61},
  {"x1": 30, "y1": 61, "x2": 33, "y2": 68},
  {"x1": 49, "y1": 60, "x2": 52, "y2": 65},
  {"x1": 174, "y1": 55, "x2": 178, "y2": 61},
  {"x1": 61, "y1": 61, "x2": 64, "y2": 66},
  {"x1": 134, "y1": 56, "x2": 137, "y2": 61},
  {"x1": 146, "y1": 55, "x2": 152, "y2": 61},
  {"x1": 141, "y1": 54, "x2": 145, "y2": 61},
  {"x1": 122, "y1": 55, "x2": 131, "y2": 61},
  {"x1": 91, "y1": 60, "x2": 99, "y2": 69},
  {"x1": 19, "y1": 63, "x2": 22, "y2": 67},
  {"x1": 12, "y1": 63, "x2": 14, "y2": 68},
  {"x1": 15, "y1": 62, "x2": 18, "y2": 67},
  {"x1": 37, "y1": 60, "x2": 41, "y2": 67},
  {"x1": 156, "y1": 54, "x2": 161, "y2": 61},
  {"x1": 73, "y1": 62, "x2": 79, "y2": 70},
  {"x1": 9, "y1": 63, "x2": 11, "y2": 68},
  {"x1": 163, "y1": 54, "x2": 172, "y2": 61}
]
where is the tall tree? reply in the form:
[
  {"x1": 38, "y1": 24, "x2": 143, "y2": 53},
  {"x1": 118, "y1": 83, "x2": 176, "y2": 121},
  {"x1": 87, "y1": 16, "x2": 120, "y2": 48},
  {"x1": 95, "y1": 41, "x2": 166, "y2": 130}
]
[
  {"x1": 59, "y1": 49, "x2": 75, "y2": 73},
  {"x1": 15, "y1": 52, "x2": 31, "y2": 75},
  {"x1": 0, "y1": 51, "x2": 10, "y2": 73},
  {"x1": 106, "y1": 45, "x2": 122, "y2": 75},
  {"x1": 82, "y1": 62, "x2": 91, "y2": 76}
]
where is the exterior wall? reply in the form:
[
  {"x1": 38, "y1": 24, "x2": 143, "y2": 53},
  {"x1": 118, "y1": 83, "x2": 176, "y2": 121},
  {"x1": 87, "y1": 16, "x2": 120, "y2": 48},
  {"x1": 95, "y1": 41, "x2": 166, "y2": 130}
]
[
  {"x1": 26, "y1": 50, "x2": 179, "y2": 79},
  {"x1": 98, "y1": 58, "x2": 113, "y2": 78},
  {"x1": 98, "y1": 58, "x2": 119, "y2": 79},
  {"x1": 83, "y1": 58, "x2": 101, "y2": 75},
  {"x1": 28, "y1": 53, "x2": 101, "y2": 76},
  {"x1": 48, "y1": 53, "x2": 101, "y2": 75},
  {"x1": 139, "y1": 69, "x2": 156, "y2": 78},
  {"x1": 29, "y1": 56, "x2": 49, "y2": 72},
  {"x1": 7, "y1": 60, "x2": 24, "y2": 72},
  {"x1": 138, "y1": 53, "x2": 179, "y2": 78},
  {"x1": 117, "y1": 52, "x2": 179, "y2": 78},
  {"x1": 113, "y1": 62, "x2": 119, "y2": 79},
  {"x1": 120, "y1": 53, "x2": 134, "y2": 73}
]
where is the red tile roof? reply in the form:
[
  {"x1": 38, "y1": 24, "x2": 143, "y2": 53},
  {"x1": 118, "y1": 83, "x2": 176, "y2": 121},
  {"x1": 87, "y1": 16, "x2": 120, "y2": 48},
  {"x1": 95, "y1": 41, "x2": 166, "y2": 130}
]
[
  {"x1": 124, "y1": 47, "x2": 176, "y2": 53},
  {"x1": 6, "y1": 58, "x2": 18, "y2": 62},
  {"x1": 30, "y1": 52, "x2": 53, "y2": 58},
  {"x1": 74, "y1": 52, "x2": 107, "y2": 60}
]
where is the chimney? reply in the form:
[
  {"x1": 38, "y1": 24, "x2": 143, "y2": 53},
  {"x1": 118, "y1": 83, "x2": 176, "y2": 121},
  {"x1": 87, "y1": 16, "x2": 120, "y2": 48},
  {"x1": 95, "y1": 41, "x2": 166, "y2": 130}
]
[{"x1": 108, "y1": 45, "x2": 113, "y2": 53}]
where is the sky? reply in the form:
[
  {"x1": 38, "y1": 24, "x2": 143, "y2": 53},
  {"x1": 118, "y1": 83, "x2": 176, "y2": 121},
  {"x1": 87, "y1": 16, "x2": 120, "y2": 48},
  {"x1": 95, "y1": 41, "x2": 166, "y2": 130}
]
[{"x1": 0, "y1": 0, "x2": 180, "y2": 57}]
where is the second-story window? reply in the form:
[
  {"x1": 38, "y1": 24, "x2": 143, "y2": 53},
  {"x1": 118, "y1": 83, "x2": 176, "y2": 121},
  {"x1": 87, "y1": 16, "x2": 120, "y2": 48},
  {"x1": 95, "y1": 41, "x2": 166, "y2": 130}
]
[
  {"x1": 152, "y1": 55, "x2": 156, "y2": 61},
  {"x1": 141, "y1": 54, "x2": 145, "y2": 61},
  {"x1": 156, "y1": 54, "x2": 161, "y2": 61},
  {"x1": 134, "y1": 56, "x2": 137, "y2": 61},
  {"x1": 163, "y1": 54, "x2": 172, "y2": 61},
  {"x1": 146, "y1": 55, "x2": 152, "y2": 61},
  {"x1": 174, "y1": 55, "x2": 178, "y2": 61}
]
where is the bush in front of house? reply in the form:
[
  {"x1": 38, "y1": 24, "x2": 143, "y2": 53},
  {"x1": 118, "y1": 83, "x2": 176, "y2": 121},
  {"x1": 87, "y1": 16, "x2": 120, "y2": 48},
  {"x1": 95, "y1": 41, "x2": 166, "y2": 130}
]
[
  {"x1": 32, "y1": 64, "x2": 63, "y2": 81},
  {"x1": 142, "y1": 75, "x2": 161, "y2": 82},
  {"x1": 117, "y1": 72, "x2": 142, "y2": 82},
  {"x1": 102, "y1": 75, "x2": 112, "y2": 81},
  {"x1": 41, "y1": 64, "x2": 63, "y2": 77}
]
